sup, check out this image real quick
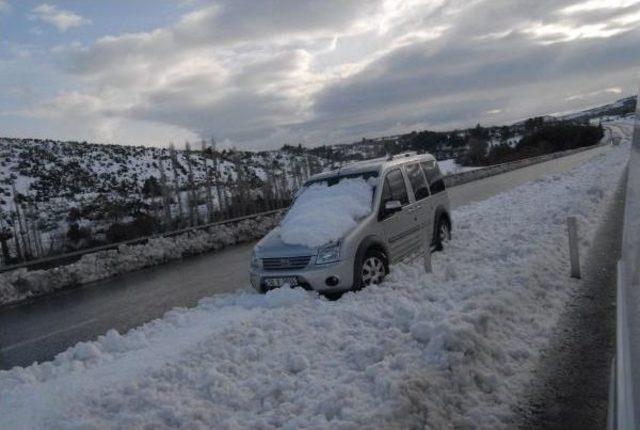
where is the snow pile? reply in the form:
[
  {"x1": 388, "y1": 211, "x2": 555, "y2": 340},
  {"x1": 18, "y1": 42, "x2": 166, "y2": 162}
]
[
  {"x1": 280, "y1": 177, "x2": 374, "y2": 248},
  {"x1": 0, "y1": 139, "x2": 629, "y2": 429},
  {"x1": 0, "y1": 214, "x2": 281, "y2": 306}
]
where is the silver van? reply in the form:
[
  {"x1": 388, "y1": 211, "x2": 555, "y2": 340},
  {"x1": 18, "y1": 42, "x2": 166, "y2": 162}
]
[{"x1": 249, "y1": 152, "x2": 451, "y2": 294}]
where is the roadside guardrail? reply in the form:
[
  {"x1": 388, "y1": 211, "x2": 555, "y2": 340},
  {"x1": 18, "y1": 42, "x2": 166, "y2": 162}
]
[
  {"x1": 0, "y1": 208, "x2": 285, "y2": 274},
  {"x1": 613, "y1": 93, "x2": 640, "y2": 429},
  {"x1": 443, "y1": 139, "x2": 609, "y2": 188}
]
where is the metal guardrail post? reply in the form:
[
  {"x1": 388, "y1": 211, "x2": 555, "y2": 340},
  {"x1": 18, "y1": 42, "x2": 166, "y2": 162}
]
[{"x1": 423, "y1": 247, "x2": 432, "y2": 273}]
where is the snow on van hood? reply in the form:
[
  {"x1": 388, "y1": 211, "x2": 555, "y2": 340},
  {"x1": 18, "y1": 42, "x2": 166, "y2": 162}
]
[{"x1": 279, "y1": 178, "x2": 374, "y2": 248}]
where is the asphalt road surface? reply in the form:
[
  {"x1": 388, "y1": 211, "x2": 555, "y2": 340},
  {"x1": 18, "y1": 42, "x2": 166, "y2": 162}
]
[{"x1": 0, "y1": 144, "x2": 612, "y2": 370}]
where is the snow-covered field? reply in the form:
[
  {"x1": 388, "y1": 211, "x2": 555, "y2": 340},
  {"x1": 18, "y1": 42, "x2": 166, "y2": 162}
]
[{"x1": 0, "y1": 138, "x2": 628, "y2": 428}]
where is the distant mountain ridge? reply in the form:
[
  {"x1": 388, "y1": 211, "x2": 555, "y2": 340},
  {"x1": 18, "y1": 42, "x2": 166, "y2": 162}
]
[{"x1": 557, "y1": 95, "x2": 637, "y2": 121}]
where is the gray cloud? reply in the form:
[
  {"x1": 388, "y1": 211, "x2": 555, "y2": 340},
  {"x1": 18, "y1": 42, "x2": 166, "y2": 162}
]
[
  {"x1": 29, "y1": 3, "x2": 91, "y2": 32},
  {"x1": 17, "y1": 0, "x2": 640, "y2": 149},
  {"x1": 314, "y1": 28, "x2": 640, "y2": 116}
]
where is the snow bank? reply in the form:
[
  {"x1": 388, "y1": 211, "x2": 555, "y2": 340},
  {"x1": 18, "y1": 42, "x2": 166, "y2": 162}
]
[
  {"x1": 280, "y1": 177, "x2": 374, "y2": 248},
  {"x1": 0, "y1": 135, "x2": 629, "y2": 428},
  {"x1": 0, "y1": 214, "x2": 281, "y2": 306}
]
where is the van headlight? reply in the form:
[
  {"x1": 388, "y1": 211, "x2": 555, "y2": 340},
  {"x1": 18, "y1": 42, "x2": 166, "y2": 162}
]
[
  {"x1": 250, "y1": 251, "x2": 262, "y2": 269},
  {"x1": 316, "y1": 242, "x2": 341, "y2": 265}
]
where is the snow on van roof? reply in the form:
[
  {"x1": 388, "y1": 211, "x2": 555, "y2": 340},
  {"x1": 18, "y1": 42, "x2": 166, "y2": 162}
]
[{"x1": 279, "y1": 177, "x2": 374, "y2": 248}]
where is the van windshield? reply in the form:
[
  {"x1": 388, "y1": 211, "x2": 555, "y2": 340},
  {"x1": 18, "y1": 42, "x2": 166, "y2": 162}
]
[{"x1": 280, "y1": 175, "x2": 377, "y2": 248}]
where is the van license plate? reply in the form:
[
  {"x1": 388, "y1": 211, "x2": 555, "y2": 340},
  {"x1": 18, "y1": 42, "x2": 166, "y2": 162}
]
[{"x1": 264, "y1": 277, "x2": 298, "y2": 288}]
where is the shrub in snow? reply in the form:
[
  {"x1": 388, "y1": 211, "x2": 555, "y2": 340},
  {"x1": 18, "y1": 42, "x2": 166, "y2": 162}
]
[{"x1": 280, "y1": 178, "x2": 374, "y2": 248}]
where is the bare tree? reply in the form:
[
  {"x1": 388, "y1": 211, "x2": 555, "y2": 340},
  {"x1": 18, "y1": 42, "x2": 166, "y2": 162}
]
[
  {"x1": 304, "y1": 155, "x2": 312, "y2": 180},
  {"x1": 212, "y1": 140, "x2": 223, "y2": 214},
  {"x1": 211, "y1": 138, "x2": 227, "y2": 219},
  {"x1": 184, "y1": 141, "x2": 198, "y2": 226},
  {"x1": 158, "y1": 156, "x2": 173, "y2": 229},
  {"x1": 11, "y1": 211, "x2": 22, "y2": 262},
  {"x1": 201, "y1": 139, "x2": 215, "y2": 223},
  {"x1": 169, "y1": 143, "x2": 185, "y2": 227},
  {"x1": 26, "y1": 202, "x2": 43, "y2": 257},
  {"x1": 0, "y1": 214, "x2": 12, "y2": 265},
  {"x1": 263, "y1": 170, "x2": 276, "y2": 210},
  {"x1": 12, "y1": 184, "x2": 31, "y2": 259}
]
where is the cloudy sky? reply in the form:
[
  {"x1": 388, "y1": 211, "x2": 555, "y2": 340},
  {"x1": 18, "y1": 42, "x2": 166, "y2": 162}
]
[{"x1": 0, "y1": 0, "x2": 638, "y2": 150}]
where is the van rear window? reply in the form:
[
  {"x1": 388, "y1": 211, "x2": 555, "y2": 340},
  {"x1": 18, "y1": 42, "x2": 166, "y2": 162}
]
[{"x1": 421, "y1": 162, "x2": 445, "y2": 194}]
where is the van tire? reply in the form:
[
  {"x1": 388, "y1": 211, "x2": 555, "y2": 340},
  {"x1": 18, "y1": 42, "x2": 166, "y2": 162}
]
[
  {"x1": 434, "y1": 215, "x2": 451, "y2": 252},
  {"x1": 356, "y1": 249, "x2": 388, "y2": 289}
]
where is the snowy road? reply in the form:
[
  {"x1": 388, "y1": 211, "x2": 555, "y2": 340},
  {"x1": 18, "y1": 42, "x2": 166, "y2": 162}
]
[{"x1": 0, "y1": 143, "x2": 612, "y2": 370}]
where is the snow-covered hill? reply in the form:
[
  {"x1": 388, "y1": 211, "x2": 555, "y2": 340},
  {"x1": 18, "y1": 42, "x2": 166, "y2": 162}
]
[
  {"x1": 0, "y1": 139, "x2": 329, "y2": 261},
  {"x1": 558, "y1": 95, "x2": 636, "y2": 122}
]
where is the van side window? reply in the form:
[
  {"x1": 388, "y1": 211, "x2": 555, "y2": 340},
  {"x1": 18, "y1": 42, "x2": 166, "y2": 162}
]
[
  {"x1": 421, "y1": 162, "x2": 445, "y2": 194},
  {"x1": 405, "y1": 163, "x2": 430, "y2": 200},
  {"x1": 382, "y1": 169, "x2": 409, "y2": 206}
]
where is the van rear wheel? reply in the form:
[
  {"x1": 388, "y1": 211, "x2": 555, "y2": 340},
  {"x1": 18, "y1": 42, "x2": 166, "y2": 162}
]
[
  {"x1": 357, "y1": 249, "x2": 388, "y2": 288},
  {"x1": 434, "y1": 216, "x2": 451, "y2": 251}
]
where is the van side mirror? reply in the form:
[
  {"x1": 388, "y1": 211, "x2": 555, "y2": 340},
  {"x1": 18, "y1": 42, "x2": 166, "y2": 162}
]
[{"x1": 383, "y1": 200, "x2": 402, "y2": 217}]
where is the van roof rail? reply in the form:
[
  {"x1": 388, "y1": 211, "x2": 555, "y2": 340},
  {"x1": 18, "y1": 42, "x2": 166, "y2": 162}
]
[{"x1": 386, "y1": 151, "x2": 418, "y2": 161}]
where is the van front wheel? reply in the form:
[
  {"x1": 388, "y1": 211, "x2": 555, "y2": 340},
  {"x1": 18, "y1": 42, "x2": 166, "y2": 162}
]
[
  {"x1": 434, "y1": 216, "x2": 451, "y2": 251},
  {"x1": 357, "y1": 249, "x2": 388, "y2": 288}
]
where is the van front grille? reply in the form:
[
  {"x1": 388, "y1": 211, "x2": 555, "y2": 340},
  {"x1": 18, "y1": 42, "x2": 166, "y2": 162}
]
[{"x1": 262, "y1": 256, "x2": 312, "y2": 271}]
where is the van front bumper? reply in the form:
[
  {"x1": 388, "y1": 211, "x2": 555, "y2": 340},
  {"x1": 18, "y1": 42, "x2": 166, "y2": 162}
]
[{"x1": 250, "y1": 259, "x2": 355, "y2": 294}]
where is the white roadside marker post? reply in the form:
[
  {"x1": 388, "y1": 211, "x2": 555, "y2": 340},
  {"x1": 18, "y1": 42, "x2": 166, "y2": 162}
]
[
  {"x1": 423, "y1": 247, "x2": 432, "y2": 273},
  {"x1": 567, "y1": 216, "x2": 581, "y2": 279}
]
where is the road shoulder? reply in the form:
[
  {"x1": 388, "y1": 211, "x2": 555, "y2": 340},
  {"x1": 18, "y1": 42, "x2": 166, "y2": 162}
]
[{"x1": 515, "y1": 171, "x2": 626, "y2": 429}]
